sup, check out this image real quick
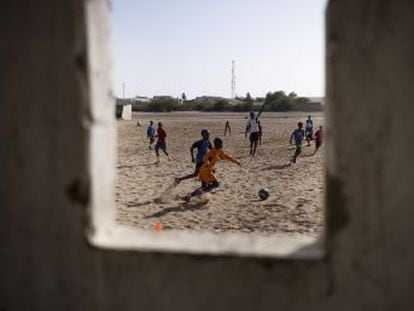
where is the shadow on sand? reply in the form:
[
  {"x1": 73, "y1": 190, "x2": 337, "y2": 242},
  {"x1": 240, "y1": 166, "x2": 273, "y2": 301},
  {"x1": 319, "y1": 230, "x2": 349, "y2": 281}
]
[
  {"x1": 260, "y1": 163, "x2": 292, "y2": 171},
  {"x1": 134, "y1": 161, "x2": 159, "y2": 167},
  {"x1": 144, "y1": 202, "x2": 207, "y2": 219},
  {"x1": 125, "y1": 200, "x2": 154, "y2": 208},
  {"x1": 300, "y1": 152, "x2": 317, "y2": 158}
]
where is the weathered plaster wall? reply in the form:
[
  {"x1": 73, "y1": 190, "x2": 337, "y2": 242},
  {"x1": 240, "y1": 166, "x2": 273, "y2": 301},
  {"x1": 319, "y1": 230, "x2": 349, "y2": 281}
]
[
  {"x1": 0, "y1": 1, "x2": 104, "y2": 309},
  {"x1": 1, "y1": 0, "x2": 414, "y2": 310},
  {"x1": 325, "y1": 1, "x2": 414, "y2": 309}
]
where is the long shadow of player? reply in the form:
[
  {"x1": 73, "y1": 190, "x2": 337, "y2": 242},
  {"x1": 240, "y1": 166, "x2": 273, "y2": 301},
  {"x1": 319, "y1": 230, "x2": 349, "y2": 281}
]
[
  {"x1": 260, "y1": 163, "x2": 292, "y2": 171},
  {"x1": 117, "y1": 164, "x2": 134, "y2": 169},
  {"x1": 143, "y1": 202, "x2": 206, "y2": 219},
  {"x1": 125, "y1": 200, "x2": 153, "y2": 208},
  {"x1": 134, "y1": 161, "x2": 159, "y2": 167}
]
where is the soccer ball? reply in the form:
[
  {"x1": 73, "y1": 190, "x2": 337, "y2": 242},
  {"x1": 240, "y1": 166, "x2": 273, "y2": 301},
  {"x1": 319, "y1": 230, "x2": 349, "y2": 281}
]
[{"x1": 258, "y1": 188, "x2": 269, "y2": 200}]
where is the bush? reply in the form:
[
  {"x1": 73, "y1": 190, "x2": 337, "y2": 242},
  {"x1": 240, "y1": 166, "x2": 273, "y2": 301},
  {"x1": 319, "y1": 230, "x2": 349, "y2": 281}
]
[
  {"x1": 213, "y1": 99, "x2": 231, "y2": 111},
  {"x1": 233, "y1": 101, "x2": 254, "y2": 112},
  {"x1": 118, "y1": 91, "x2": 323, "y2": 112},
  {"x1": 146, "y1": 98, "x2": 178, "y2": 112},
  {"x1": 263, "y1": 91, "x2": 323, "y2": 112}
]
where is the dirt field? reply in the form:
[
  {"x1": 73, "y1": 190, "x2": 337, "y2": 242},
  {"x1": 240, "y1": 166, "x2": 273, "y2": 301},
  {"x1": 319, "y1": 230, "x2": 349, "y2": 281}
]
[{"x1": 116, "y1": 111, "x2": 325, "y2": 237}]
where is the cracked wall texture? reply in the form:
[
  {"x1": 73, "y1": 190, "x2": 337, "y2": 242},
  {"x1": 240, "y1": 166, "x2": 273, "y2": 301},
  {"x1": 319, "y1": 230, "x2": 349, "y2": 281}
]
[{"x1": 1, "y1": 0, "x2": 414, "y2": 310}]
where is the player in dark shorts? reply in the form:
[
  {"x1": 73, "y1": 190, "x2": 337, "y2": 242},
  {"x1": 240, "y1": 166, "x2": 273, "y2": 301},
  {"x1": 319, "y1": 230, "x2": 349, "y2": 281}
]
[
  {"x1": 175, "y1": 129, "x2": 212, "y2": 184},
  {"x1": 245, "y1": 111, "x2": 260, "y2": 156},
  {"x1": 182, "y1": 137, "x2": 240, "y2": 202},
  {"x1": 305, "y1": 115, "x2": 314, "y2": 146},
  {"x1": 154, "y1": 122, "x2": 171, "y2": 162},
  {"x1": 290, "y1": 122, "x2": 305, "y2": 163}
]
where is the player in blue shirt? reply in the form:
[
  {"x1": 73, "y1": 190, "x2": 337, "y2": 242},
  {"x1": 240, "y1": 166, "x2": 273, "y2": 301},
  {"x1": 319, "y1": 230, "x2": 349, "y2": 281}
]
[
  {"x1": 290, "y1": 122, "x2": 305, "y2": 163},
  {"x1": 147, "y1": 120, "x2": 155, "y2": 149},
  {"x1": 175, "y1": 129, "x2": 212, "y2": 185}
]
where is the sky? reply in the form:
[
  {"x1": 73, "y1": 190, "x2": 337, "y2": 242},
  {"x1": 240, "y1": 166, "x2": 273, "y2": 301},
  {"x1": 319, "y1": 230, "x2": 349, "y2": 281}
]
[{"x1": 111, "y1": 0, "x2": 327, "y2": 99}]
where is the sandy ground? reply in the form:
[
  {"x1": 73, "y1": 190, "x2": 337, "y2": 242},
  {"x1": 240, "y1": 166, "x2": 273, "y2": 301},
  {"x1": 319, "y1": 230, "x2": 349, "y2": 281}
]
[{"x1": 116, "y1": 112, "x2": 325, "y2": 237}]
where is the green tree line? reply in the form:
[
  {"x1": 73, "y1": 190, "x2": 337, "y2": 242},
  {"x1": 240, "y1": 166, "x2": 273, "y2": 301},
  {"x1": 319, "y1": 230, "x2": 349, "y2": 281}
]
[{"x1": 131, "y1": 91, "x2": 323, "y2": 112}]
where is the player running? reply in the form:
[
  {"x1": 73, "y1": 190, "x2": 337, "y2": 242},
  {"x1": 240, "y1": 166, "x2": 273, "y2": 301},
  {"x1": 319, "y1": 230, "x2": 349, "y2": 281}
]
[
  {"x1": 305, "y1": 115, "x2": 314, "y2": 146},
  {"x1": 175, "y1": 129, "x2": 212, "y2": 185},
  {"x1": 313, "y1": 125, "x2": 323, "y2": 154},
  {"x1": 154, "y1": 122, "x2": 171, "y2": 162},
  {"x1": 290, "y1": 122, "x2": 305, "y2": 163},
  {"x1": 183, "y1": 137, "x2": 240, "y2": 202},
  {"x1": 147, "y1": 120, "x2": 155, "y2": 149},
  {"x1": 245, "y1": 111, "x2": 261, "y2": 156}
]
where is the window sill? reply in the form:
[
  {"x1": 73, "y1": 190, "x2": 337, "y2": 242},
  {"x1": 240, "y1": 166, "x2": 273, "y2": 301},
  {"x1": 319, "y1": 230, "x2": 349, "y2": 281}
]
[{"x1": 89, "y1": 226, "x2": 324, "y2": 259}]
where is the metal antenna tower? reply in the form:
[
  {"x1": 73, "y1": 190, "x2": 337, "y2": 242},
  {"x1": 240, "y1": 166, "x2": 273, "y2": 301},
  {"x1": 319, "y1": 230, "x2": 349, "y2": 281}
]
[{"x1": 231, "y1": 60, "x2": 236, "y2": 98}]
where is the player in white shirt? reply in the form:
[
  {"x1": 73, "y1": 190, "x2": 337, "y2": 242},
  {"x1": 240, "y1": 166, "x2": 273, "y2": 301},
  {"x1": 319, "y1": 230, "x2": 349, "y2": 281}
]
[{"x1": 245, "y1": 111, "x2": 260, "y2": 156}]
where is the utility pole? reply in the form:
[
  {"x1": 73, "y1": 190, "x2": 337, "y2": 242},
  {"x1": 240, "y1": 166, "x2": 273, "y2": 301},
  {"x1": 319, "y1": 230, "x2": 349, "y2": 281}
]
[
  {"x1": 231, "y1": 60, "x2": 236, "y2": 99},
  {"x1": 122, "y1": 82, "x2": 125, "y2": 99}
]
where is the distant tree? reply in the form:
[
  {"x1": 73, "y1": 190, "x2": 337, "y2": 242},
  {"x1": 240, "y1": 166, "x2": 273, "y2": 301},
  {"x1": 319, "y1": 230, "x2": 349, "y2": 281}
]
[
  {"x1": 138, "y1": 90, "x2": 321, "y2": 112},
  {"x1": 244, "y1": 102, "x2": 253, "y2": 111},
  {"x1": 264, "y1": 91, "x2": 283, "y2": 109},
  {"x1": 245, "y1": 92, "x2": 253, "y2": 103},
  {"x1": 292, "y1": 97, "x2": 310, "y2": 110},
  {"x1": 147, "y1": 98, "x2": 178, "y2": 112},
  {"x1": 275, "y1": 98, "x2": 292, "y2": 111},
  {"x1": 291, "y1": 97, "x2": 323, "y2": 111},
  {"x1": 213, "y1": 99, "x2": 230, "y2": 111},
  {"x1": 177, "y1": 100, "x2": 197, "y2": 111}
]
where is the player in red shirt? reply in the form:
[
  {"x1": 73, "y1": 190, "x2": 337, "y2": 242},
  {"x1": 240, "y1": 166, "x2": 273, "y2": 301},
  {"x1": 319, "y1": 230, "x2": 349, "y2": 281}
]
[
  {"x1": 154, "y1": 122, "x2": 171, "y2": 162},
  {"x1": 313, "y1": 125, "x2": 323, "y2": 154}
]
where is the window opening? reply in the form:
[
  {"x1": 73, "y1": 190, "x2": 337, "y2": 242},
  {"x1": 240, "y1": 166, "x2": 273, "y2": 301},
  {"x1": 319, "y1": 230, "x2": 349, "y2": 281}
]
[{"x1": 93, "y1": 0, "x2": 328, "y2": 256}]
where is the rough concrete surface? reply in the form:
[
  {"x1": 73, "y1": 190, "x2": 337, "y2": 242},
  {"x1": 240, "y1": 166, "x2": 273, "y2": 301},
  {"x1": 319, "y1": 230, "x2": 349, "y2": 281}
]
[{"x1": 1, "y1": 0, "x2": 414, "y2": 310}]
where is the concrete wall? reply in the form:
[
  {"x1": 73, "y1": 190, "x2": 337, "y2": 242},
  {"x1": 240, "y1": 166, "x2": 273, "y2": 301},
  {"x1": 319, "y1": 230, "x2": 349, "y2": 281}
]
[{"x1": 1, "y1": 0, "x2": 414, "y2": 310}]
